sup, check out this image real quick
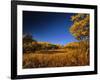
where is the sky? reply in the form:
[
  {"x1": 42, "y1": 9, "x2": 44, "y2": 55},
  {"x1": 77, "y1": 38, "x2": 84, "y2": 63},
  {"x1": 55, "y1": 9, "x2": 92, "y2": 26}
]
[{"x1": 23, "y1": 11, "x2": 78, "y2": 45}]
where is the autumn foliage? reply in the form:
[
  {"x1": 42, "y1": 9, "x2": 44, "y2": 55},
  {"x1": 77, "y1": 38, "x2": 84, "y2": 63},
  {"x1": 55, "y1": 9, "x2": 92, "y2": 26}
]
[
  {"x1": 23, "y1": 13, "x2": 90, "y2": 68},
  {"x1": 23, "y1": 35, "x2": 62, "y2": 53},
  {"x1": 70, "y1": 14, "x2": 89, "y2": 40}
]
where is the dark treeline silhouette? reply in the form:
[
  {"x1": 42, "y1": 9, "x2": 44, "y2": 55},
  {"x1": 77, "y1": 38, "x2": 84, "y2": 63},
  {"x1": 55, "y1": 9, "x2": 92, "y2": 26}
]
[{"x1": 23, "y1": 33, "x2": 62, "y2": 53}]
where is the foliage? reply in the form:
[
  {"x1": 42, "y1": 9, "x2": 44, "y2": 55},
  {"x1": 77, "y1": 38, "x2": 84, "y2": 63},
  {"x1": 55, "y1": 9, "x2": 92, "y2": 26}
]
[
  {"x1": 22, "y1": 13, "x2": 90, "y2": 68},
  {"x1": 23, "y1": 34, "x2": 37, "y2": 53},
  {"x1": 22, "y1": 12, "x2": 90, "y2": 68},
  {"x1": 23, "y1": 39, "x2": 62, "y2": 53},
  {"x1": 70, "y1": 14, "x2": 90, "y2": 40},
  {"x1": 23, "y1": 33, "x2": 36, "y2": 43},
  {"x1": 64, "y1": 41, "x2": 89, "y2": 50}
]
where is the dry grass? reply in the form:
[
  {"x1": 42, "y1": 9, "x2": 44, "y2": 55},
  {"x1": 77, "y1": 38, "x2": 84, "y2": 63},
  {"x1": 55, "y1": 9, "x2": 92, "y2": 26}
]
[{"x1": 23, "y1": 45, "x2": 89, "y2": 68}]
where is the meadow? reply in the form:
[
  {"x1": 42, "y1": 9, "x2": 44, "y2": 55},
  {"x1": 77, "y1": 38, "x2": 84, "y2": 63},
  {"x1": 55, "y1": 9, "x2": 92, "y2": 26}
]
[
  {"x1": 23, "y1": 13, "x2": 90, "y2": 68},
  {"x1": 23, "y1": 41, "x2": 89, "y2": 68}
]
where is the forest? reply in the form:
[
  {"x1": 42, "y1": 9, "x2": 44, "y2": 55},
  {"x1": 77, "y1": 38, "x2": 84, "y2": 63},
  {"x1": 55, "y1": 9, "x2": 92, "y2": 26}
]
[{"x1": 23, "y1": 13, "x2": 90, "y2": 68}]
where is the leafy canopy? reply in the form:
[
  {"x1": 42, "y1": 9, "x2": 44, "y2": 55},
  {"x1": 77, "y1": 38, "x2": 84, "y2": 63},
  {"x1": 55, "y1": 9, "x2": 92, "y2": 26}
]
[{"x1": 70, "y1": 14, "x2": 90, "y2": 40}]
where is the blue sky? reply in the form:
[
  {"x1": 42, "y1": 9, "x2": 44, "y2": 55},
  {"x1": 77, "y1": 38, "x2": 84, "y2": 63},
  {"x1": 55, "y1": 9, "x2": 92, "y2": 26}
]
[{"x1": 23, "y1": 11, "x2": 78, "y2": 45}]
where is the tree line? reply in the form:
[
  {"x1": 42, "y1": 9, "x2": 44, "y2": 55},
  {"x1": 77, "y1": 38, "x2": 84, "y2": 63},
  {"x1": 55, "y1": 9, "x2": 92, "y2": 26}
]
[{"x1": 23, "y1": 34, "x2": 62, "y2": 53}]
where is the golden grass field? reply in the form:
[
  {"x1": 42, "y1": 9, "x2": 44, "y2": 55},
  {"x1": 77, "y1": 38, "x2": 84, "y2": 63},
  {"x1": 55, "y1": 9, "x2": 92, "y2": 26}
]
[{"x1": 23, "y1": 41, "x2": 89, "y2": 68}]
